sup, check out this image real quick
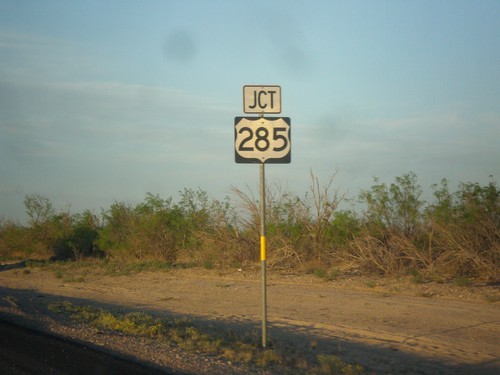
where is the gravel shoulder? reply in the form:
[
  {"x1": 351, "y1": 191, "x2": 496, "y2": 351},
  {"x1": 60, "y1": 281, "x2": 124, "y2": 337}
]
[{"x1": 0, "y1": 262, "x2": 499, "y2": 374}]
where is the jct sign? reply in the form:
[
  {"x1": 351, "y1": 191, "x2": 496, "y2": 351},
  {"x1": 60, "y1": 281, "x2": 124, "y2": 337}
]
[{"x1": 243, "y1": 85, "x2": 281, "y2": 114}]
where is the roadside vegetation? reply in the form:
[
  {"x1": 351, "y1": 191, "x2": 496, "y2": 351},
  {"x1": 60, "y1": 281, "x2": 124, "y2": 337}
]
[{"x1": 1, "y1": 171, "x2": 498, "y2": 282}]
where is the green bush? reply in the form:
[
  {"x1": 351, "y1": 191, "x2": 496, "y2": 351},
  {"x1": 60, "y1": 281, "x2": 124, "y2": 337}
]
[
  {"x1": 0, "y1": 221, "x2": 34, "y2": 259},
  {"x1": 425, "y1": 178, "x2": 499, "y2": 279},
  {"x1": 98, "y1": 194, "x2": 185, "y2": 262}
]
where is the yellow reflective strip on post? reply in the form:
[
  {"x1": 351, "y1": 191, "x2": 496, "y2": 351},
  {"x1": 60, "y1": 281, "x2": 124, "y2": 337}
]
[{"x1": 260, "y1": 236, "x2": 266, "y2": 261}]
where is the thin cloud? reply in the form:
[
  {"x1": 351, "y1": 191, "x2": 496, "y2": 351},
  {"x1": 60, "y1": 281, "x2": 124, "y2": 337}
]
[{"x1": 0, "y1": 79, "x2": 232, "y2": 168}]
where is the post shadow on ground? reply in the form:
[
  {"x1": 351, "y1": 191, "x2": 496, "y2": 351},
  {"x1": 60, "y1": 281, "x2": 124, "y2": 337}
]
[{"x1": 0, "y1": 286, "x2": 498, "y2": 375}]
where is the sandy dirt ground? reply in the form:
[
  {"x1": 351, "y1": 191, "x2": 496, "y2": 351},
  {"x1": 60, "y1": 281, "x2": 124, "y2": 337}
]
[{"x1": 0, "y1": 262, "x2": 499, "y2": 374}]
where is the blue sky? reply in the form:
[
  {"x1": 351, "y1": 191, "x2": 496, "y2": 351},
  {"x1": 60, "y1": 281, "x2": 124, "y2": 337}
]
[{"x1": 1, "y1": 0, "x2": 499, "y2": 222}]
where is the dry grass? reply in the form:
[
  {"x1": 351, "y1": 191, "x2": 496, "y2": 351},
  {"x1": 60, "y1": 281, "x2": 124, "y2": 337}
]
[{"x1": 48, "y1": 301, "x2": 365, "y2": 374}]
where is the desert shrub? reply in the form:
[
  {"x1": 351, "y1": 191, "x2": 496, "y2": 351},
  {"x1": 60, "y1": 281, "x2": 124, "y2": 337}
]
[
  {"x1": 48, "y1": 212, "x2": 74, "y2": 259},
  {"x1": 231, "y1": 182, "x2": 307, "y2": 268},
  {"x1": 0, "y1": 221, "x2": 34, "y2": 259},
  {"x1": 266, "y1": 186, "x2": 311, "y2": 268},
  {"x1": 97, "y1": 201, "x2": 135, "y2": 257},
  {"x1": 65, "y1": 210, "x2": 101, "y2": 260},
  {"x1": 98, "y1": 194, "x2": 185, "y2": 262},
  {"x1": 425, "y1": 178, "x2": 499, "y2": 280},
  {"x1": 23, "y1": 207, "x2": 100, "y2": 261},
  {"x1": 133, "y1": 194, "x2": 187, "y2": 261},
  {"x1": 347, "y1": 231, "x2": 429, "y2": 275},
  {"x1": 349, "y1": 173, "x2": 427, "y2": 275},
  {"x1": 178, "y1": 188, "x2": 212, "y2": 234},
  {"x1": 323, "y1": 210, "x2": 361, "y2": 248},
  {"x1": 231, "y1": 170, "x2": 347, "y2": 269},
  {"x1": 21, "y1": 194, "x2": 59, "y2": 258},
  {"x1": 349, "y1": 174, "x2": 499, "y2": 280},
  {"x1": 24, "y1": 194, "x2": 55, "y2": 226},
  {"x1": 0, "y1": 195, "x2": 100, "y2": 261},
  {"x1": 301, "y1": 169, "x2": 347, "y2": 262},
  {"x1": 177, "y1": 188, "x2": 244, "y2": 268},
  {"x1": 15, "y1": 195, "x2": 74, "y2": 259},
  {"x1": 97, "y1": 190, "x2": 242, "y2": 266},
  {"x1": 359, "y1": 172, "x2": 425, "y2": 239}
]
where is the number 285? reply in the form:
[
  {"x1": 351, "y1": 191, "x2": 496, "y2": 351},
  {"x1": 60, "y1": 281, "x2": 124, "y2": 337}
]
[{"x1": 238, "y1": 127, "x2": 288, "y2": 152}]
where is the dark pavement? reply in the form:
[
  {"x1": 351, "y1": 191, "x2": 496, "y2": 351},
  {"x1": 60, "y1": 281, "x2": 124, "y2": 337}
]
[{"x1": 0, "y1": 320, "x2": 172, "y2": 375}]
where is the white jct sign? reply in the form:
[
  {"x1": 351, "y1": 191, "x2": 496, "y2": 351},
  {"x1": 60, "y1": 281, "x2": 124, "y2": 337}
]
[
  {"x1": 243, "y1": 85, "x2": 281, "y2": 114},
  {"x1": 234, "y1": 117, "x2": 291, "y2": 163}
]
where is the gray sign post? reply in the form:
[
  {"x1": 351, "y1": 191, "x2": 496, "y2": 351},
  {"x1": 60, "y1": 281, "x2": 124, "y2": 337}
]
[{"x1": 259, "y1": 161, "x2": 267, "y2": 348}]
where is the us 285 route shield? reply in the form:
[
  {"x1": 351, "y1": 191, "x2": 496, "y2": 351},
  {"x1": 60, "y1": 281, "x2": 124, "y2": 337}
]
[{"x1": 234, "y1": 117, "x2": 291, "y2": 164}]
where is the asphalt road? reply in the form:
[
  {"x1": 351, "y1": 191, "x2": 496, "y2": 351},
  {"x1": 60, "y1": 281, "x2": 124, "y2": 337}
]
[{"x1": 0, "y1": 320, "x2": 172, "y2": 375}]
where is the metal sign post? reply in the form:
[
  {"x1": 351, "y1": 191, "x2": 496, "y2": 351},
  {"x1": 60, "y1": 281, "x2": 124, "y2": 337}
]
[
  {"x1": 259, "y1": 161, "x2": 267, "y2": 348},
  {"x1": 235, "y1": 84, "x2": 291, "y2": 348}
]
